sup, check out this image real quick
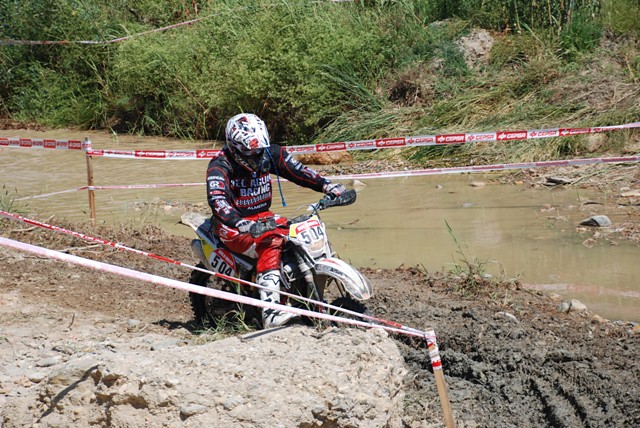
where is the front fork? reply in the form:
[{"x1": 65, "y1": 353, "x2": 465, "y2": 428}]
[{"x1": 293, "y1": 248, "x2": 323, "y2": 311}]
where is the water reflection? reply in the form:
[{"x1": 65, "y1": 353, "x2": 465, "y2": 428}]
[{"x1": 1, "y1": 129, "x2": 638, "y2": 321}]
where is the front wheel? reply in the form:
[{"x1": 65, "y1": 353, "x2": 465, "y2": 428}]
[{"x1": 328, "y1": 296, "x2": 369, "y2": 319}]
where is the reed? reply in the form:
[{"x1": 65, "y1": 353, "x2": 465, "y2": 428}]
[{"x1": 1, "y1": 0, "x2": 637, "y2": 164}]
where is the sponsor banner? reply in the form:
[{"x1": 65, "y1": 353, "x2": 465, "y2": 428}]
[
  {"x1": 497, "y1": 130, "x2": 527, "y2": 141},
  {"x1": 196, "y1": 149, "x2": 221, "y2": 158},
  {"x1": 466, "y1": 132, "x2": 496, "y2": 143},
  {"x1": 20, "y1": 139, "x2": 35, "y2": 148},
  {"x1": 436, "y1": 133, "x2": 466, "y2": 144},
  {"x1": 134, "y1": 150, "x2": 167, "y2": 159},
  {"x1": 317, "y1": 142, "x2": 346, "y2": 152},
  {"x1": 375, "y1": 137, "x2": 406, "y2": 148},
  {"x1": 347, "y1": 140, "x2": 377, "y2": 150},
  {"x1": 287, "y1": 145, "x2": 316, "y2": 154},
  {"x1": 166, "y1": 150, "x2": 197, "y2": 159},
  {"x1": 406, "y1": 135, "x2": 436, "y2": 146},
  {"x1": 559, "y1": 127, "x2": 590, "y2": 136},
  {"x1": 97, "y1": 149, "x2": 137, "y2": 158},
  {"x1": 68, "y1": 140, "x2": 83, "y2": 150},
  {"x1": 528, "y1": 129, "x2": 559, "y2": 139}
]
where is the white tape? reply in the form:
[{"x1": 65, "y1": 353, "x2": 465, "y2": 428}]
[{"x1": 0, "y1": 236, "x2": 434, "y2": 339}]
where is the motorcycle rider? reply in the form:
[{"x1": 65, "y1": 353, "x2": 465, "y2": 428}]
[{"x1": 206, "y1": 113, "x2": 346, "y2": 328}]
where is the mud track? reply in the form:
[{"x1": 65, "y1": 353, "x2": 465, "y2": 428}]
[{"x1": 1, "y1": 218, "x2": 638, "y2": 427}]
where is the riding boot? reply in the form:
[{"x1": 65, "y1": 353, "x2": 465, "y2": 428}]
[{"x1": 257, "y1": 270, "x2": 299, "y2": 329}]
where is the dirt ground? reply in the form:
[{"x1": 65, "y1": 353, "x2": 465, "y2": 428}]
[{"x1": 1, "y1": 155, "x2": 639, "y2": 426}]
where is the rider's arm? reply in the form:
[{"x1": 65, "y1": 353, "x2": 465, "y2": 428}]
[
  {"x1": 270, "y1": 144, "x2": 329, "y2": 191},
  {"x1": 206, "y1": 157, "x2": 245, "y2": 228}
]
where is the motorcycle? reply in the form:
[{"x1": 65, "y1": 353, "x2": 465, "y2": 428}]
[{"x1": 180, "y1": 189, "x2": 372, "y2": 328}]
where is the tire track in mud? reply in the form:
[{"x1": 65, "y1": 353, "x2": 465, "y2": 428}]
[
  {"x1": 366, "y1": 269, "x2": 640, "y2": 428},
  {"x1": 529, "y1": 375, "x2": 603, "y2": 427}
]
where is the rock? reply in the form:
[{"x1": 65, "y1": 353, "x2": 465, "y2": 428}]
[
  {"x1": 456, "y1": 29, "x2": 494, "y2": 69},
  {"x1": 569, "y1": 299, "x2": 588, "y2": 313},
  {"x1": 591, "y1": 314, "x2": 608, "y2": 324},
  {"x1": 2, "y1": 327, "x2": 406, "y2": 428},
  {"x1": 179, "y1": 404, "x2": 208, "y2": 418},
  {"x1": 546, "y1": 176, "x2": 572, "y2": 185},
  {"x1": 469, "y1": 181, "x2": 486, "y2": 188},
  {"x1": 579, "y1": 215, "x2": 612, "y2": 227},
  {"x1": 620, "y1": 189, "x2": 640, "y2": 198},
  {"x1": 352, "y1": 179, "x2": 367, "y2": 190},
  {"x1": 586, "y1": 134, "x2": 606, "y2": 153},
  {"x1": 36, "y1": 356, "x2": 61, "y2": 367},
  {"x1": 494, "y1": 311, "x2": 519, "y2": 323},
  {"x1": 557, "y1": 301, "x2": 571, "y2": 313}
]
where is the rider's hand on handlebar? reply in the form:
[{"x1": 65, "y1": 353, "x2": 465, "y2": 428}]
[
  {"x1": 235, "y1": 219, "x2": 256, "y2": 234},
  {"x1": 322, "y1": 181, "x2": 347, "y2": 198}
]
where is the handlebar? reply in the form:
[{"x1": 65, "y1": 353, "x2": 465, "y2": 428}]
[{"x1": 249, "y1": 189, "x2": 357, "y2": 238}]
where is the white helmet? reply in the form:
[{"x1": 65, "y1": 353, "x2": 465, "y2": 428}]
[{"x1": 225, "y1": 113, "x2": 271, "y2": 172}]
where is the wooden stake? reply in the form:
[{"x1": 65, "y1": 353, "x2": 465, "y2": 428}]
[
  {"x1": 84, "y1": 139, "x2": 96, "y2": 225},
  {"x1": 427, "y1": 338, "x2": 455, "y2": 428}
]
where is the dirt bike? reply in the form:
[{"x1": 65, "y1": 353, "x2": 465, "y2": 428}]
[{"x1": 180, "y1": 189, "x2": 372, "y2": 328}]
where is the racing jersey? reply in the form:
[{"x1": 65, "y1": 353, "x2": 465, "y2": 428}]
[{"x1": 206, "y1": 143, "x2": 328, "y2": 228}]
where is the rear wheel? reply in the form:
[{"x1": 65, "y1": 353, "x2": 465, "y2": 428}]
[{"x1": 188, "y1": 263, "x2": 259, "y2": 327}]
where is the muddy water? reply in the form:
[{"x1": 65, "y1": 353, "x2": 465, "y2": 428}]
[{"x1": 1, "y1": 129, "x2": 639, "y2": 322}]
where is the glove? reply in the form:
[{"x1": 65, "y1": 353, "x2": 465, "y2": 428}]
[
  {"x1": 323, "y1": 181, "x2": 347, "y2": 198},
  {"x1": 235, "y1": 219, "x2": 256, "y2": 234}
]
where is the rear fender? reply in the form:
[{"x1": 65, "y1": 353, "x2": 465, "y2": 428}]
[{"x1": 314, "y1": 257, "x2": 372, "y2": 301}]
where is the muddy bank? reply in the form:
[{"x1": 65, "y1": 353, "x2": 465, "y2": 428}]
[{"x1": 0, "y1": 219, "x2": 638, "y2": 427}]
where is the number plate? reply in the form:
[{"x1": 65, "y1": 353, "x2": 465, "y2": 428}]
[{"x1": 290, "y1": 216, "x2": 325, "y2": 248}]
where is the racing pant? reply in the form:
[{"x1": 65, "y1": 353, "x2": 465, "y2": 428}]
[{"x1": 213, "y1": 211, "x2": 289, "y2": 274}]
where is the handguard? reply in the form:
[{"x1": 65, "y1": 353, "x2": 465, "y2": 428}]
[
  {"x1": 317, "y1": 189, "x2": 357, "y2": 210},
  {"x1": 249, "y1": 217, "x2": 278, "y2": 238}
]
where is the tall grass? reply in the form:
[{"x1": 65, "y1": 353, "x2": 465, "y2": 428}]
[{"x1": 1, "y1": 0, "x2": 638, "y2": 164}]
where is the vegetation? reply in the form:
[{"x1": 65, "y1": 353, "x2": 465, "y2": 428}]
[
  {"x1": 1, "y1": 0, "x2": 638, "y2": 164},
  {"x1": 0, "y1": 185, "x2": 24, "y2": 214}
]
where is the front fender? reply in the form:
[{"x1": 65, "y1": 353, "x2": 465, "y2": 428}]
[{"x1": 315, "y1": 257, "x2": 372, "y2": 301}]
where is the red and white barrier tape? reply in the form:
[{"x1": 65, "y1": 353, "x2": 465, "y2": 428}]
[
  {"x1": 287, "y1": 122, "x2": 640, "y2": 155},
  {"x1": 3, "y1": 121, "x2": 638, "y2": 159},
  {"x1": 0, "y1": 210, "x2": 429, "y2": 337},
  {"x1": 10, "y1": 154, "x2": 640, "y2": 201},
  {"x1": 89, "y1": 183, "x2": 204, "y2": 190},
  {"x1": 13, "y1": 186, "x2": 89, "y2": 201},
  {"x1": 0, "y1": 137, "x2": 90, "y2": 150},
  {"x1": 85, "y1": 148, "x2": 220, "y2": 159},
  {"x1": 325, "y1": 155, "x2": 640, "y2": 180},
  {"x1": 78, "y1": 120, "x2": 640, "y2": 159},
  {"x1": 0, "y1": 235, "x2": 434, "y2": 339}
]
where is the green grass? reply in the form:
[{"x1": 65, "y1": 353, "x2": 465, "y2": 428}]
[
  {"x1": 1, "y1": 0, "x2": 638, "y2": 165},
  {"x1": 0, "y1": 186, "x2": 26, "y2": 215}
]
